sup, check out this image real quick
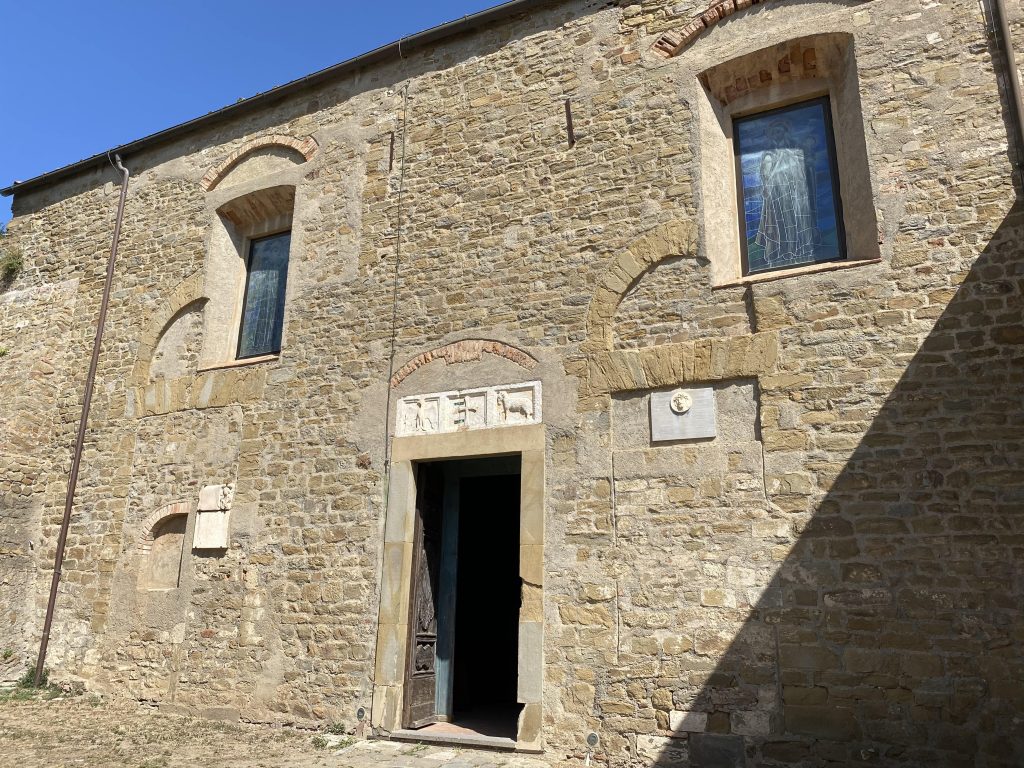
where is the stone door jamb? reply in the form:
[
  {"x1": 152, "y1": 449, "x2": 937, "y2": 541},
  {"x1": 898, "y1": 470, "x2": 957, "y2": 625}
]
[{"x1": 371, "y1": 424, "x2": 545, "y2": 751}]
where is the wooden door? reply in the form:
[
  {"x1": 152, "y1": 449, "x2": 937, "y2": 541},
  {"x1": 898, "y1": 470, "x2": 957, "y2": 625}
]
[{"x1": 403, "y1": 463, "x2": 443, "y2": 728}]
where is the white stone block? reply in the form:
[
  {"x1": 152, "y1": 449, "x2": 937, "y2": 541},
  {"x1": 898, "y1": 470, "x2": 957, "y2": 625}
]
[
  {"x1": 198, "y1": 483, "x2": 234, "y2": 511},
  {"x1": 395, "y1": 381, "x2": 542, "y2": 436},
  {"x1": 193, "y1": 509, "x2": 229, "y2": 549},
  {"x1": 637, "y1": 735, "x2": 688, "y2": 763},
  {"x1": 198, "y1": 484, "x2": 220, "y2": 511},
  {"x1": 670, "y1": 709, "x2": 709, "y2": 733}
]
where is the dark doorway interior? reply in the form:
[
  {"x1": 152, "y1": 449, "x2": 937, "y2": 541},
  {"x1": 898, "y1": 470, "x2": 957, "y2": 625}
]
[
  {"x1": 402, "y1": 456, "x2": 523, "y2": 743},
  {"x1": 451, "y1": 472, "x2": 521, "y2": 733}
]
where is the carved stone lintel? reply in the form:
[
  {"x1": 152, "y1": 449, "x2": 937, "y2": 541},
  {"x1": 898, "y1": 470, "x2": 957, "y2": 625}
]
[{"x1": 395, "y1": 381, "x2": 542, "y2": 437}]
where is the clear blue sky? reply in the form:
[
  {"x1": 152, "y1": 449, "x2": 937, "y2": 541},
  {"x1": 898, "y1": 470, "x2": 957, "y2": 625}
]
[{"x1": 0, "y1": 0, "x2": 503, "y2": 226}]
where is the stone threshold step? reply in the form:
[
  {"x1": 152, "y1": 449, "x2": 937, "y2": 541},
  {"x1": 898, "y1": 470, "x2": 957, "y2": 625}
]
[{"x1": 390, "y1": 728, "x2": 518, "y2": 752}]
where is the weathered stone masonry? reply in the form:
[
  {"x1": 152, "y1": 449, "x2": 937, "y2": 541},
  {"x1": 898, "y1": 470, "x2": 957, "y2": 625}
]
[{"x1": 1, "y1": 0, "x2": 1022, "y2": 765}]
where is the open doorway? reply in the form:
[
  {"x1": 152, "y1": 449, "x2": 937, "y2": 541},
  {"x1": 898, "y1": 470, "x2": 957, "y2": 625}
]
[{"x1": 402, "y1": 455, "x2": 523, "y2": 741}]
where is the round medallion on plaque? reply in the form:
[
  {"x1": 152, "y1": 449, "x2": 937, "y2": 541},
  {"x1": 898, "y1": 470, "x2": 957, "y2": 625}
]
[{"x1": 669, "y1": 389, "x2": 693, "y2": 415}]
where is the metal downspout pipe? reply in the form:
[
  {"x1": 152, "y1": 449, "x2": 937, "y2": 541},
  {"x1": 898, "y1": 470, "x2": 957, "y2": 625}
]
[
  {"x1": 34, "y1": 155, "x2": 130, "y2": 686},
  {"x1": 992, "y1": 0, "x2": 1024, "y2": 168}
]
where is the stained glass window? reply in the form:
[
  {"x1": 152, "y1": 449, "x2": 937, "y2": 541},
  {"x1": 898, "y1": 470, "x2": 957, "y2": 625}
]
[
  {"x1": 735, "y1": 97, "x2": 846, "y2": 275},
  {"x1": 237, "y1": 231, "x2": 290, "y2": 359}
]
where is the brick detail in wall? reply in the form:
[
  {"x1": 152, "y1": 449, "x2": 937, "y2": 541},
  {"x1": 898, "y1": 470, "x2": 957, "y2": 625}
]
[
  {"x1": 651, "y1": 0, "x2": 875, "y2": 60},
  {"x1": 201, "y1": 134, "x2": 319, "y2": 191},
  {"x1": 390, "y1": 339, "x2": 537, "y2": 388},
  {"x1": 701, "y1": 41, "x2": 821, "y2": 106},
  {"x1": 138, "y1": 501, "x2": 192, "y2": 554}
]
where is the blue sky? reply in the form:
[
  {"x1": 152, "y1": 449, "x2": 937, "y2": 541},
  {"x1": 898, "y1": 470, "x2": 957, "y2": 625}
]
[{"x1": 0, "y1": 0, "x2": 503, "y2": 225}]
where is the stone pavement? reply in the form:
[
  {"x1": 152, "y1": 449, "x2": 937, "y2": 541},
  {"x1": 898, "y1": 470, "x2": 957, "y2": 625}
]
[{"x1": 0, "y1": 693, "x2": 556, "y2": 768}]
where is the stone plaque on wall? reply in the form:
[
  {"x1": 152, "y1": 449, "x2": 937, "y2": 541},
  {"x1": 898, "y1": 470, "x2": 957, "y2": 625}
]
[
  {"x1": 396, "y1": 381, "x2": 542, "y2": 437},
  {"x1": 193, "y1": 482, "x2": 234, "y2": 549},
  {"x1": 193, "y1": 510, "x2": 229, "y2": 549},
  {"x1": 650, "y1": 386, "x2": 716, "y2": 442}
]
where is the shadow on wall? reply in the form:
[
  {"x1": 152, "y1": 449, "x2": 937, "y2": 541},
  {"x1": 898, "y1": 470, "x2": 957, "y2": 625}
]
[{"x1": 653, "y1": 204, "x2": 1024, "y2": 767}]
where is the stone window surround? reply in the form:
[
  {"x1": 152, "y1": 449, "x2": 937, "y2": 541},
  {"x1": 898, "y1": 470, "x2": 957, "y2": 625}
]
[
  {"x1": 696, "y1": 32, "x2": 880, "y2": 287},
  {"x1": 371, "y1": 424, "x2": 545, "y2": 752},
  {"x1": 200, "y1": 170, "x2": 301, "y2": 370}
]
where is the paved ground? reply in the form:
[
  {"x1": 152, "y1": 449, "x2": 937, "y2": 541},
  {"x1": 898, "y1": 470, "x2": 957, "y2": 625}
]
[{"x1": 0, "y1": 692, "x2": 553, "y2": 768}]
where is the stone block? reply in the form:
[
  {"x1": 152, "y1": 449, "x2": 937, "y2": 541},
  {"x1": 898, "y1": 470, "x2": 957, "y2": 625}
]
[
  {"x1": 520, "y1": 704, "x2": 544, "y2": 745},
  {"x1": 517, "y1": 621, "x2": 543, "y2": 703},
  {"x1": 193, "y1": 509, "x2": 229, "y2": 549},
  {"x1": 383, "y1": 461, "x2": 415, "y2": 543},
  {"x1": 520, "y1": 544, "x2": 544, "y2": 585},
  {"x1": 731, "y1": 710, "x2": 771, "y2": 737},
  {"x1": 784, "y1": 705, "x2": 860, "y2": 740},
  {"x1": 377, "y1": 542, "x2": 411, "y2": 626},
  {"x1": 762, "y1": 741, "x2": 810, "y2": 762},
  {"x1": 201, "y1": 706, "x2": 240, "y2": 722},
  {"x1": 198, "y1": 483, "x2": 234, "y2": 511},
  {"x1": 779, "y1": 644, "x2": 840, "y2": 671},
  {"x1": 670, "y1": 709, "x2": 708, "y2": 732},
  {"x1": 637, "y1": 734, "x2": 689, "y2": 764},
  {"x1": 521, "y1": 582, "x2": 543, "y2": 622},
  {"x1": 783, "y1": 686, "x2": 827, "y2": 705},
  {"x1": 689, "y1": 733, "x2": 746, "y2": 767}
]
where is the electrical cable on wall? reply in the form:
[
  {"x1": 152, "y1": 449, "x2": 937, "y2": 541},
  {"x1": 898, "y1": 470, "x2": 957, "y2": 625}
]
[
  {"x1": 368, "y1": 85, "x2": 411, "y2": 732},
  {"x1": 383, "y1": 83, "x2": 410, "y2": 471}
]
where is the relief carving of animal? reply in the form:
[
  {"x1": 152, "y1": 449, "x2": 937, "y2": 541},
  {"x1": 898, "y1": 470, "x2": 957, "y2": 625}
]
[{"x1": 496, "y1": 390, "x2": 533, "y2": 421}]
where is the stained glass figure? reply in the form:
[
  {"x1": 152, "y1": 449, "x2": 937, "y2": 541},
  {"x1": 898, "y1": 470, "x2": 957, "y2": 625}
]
[
  {"x1": 735, "y1": 97, "x2": 846, "y2": 274},
  {"x1": 237, "y1": 231, "x2": 291, "y2": 358}
]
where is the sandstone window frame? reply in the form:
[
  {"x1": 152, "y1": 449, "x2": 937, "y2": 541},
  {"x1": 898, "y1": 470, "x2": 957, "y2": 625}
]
[
  {"x1": 697, "y1": 33, "x2": 880, "y2": 288},
  {"x1": 198, "y1": 184, "x2": 297, "y2": 369}
]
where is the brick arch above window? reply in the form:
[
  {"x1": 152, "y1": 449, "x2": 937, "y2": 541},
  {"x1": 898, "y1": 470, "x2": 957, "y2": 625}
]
[
  {"x1": 651, "y1": 0, "x2": 877, "y2": 61},
  {"x1": 138, "y1": 502, "x2": 191, "y2": 591},
  {"x1": 201, "y1": 134, "x2": 318, "y2": 191}
]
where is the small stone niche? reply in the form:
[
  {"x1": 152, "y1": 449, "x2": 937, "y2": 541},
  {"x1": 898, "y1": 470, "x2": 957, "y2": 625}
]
[{"x1": 141, "y1": 514, "x2": 187, "y2": 590}]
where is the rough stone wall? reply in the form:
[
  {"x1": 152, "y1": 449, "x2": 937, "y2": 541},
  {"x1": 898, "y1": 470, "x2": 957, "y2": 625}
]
[
  {"x1": 612, "y1": 258, "x2": 751, "y2": 349},
  {"x1": 0, "y1": 0, "x2": 1021, "y2": 765},
  {"x1": 0, "y1": 279, "x2": 80, "y2": 683}
]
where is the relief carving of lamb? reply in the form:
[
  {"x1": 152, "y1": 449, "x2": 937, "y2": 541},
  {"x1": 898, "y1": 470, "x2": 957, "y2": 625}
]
[{"x1": 496, "y1": 390, "x2": 533, "y2": 422}]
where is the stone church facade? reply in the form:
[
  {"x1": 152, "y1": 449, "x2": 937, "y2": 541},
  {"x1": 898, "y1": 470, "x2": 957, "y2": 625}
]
[{"x1": 1, "y1": 0, "x2": 1022, "y2": 765}]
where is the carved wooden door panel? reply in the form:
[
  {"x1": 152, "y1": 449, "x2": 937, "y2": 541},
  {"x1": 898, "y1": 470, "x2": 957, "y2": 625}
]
[{"x1": 403, "y1": 463, "x2": 443, "y2": 728}]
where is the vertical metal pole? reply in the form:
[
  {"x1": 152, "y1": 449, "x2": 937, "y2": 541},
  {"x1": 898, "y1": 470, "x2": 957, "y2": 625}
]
[
  {"x1": 565, "y1": 98, "x2": 576, "y2": 148},
  {"x1": 993, "y1": 0, "x2": 1024, "y2": 168},
  {"x1": 34, "y1": 156, "x2": 130, "y2": 687}
]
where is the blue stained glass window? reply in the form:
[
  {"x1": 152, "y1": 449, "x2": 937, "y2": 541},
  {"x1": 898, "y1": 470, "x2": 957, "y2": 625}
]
[
  {"x1": 735, "y1": 97, "x2": 846, "y2": 275},
  {"x1": 237, "y1": 231, "x2": 290, "y2": 359}
]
